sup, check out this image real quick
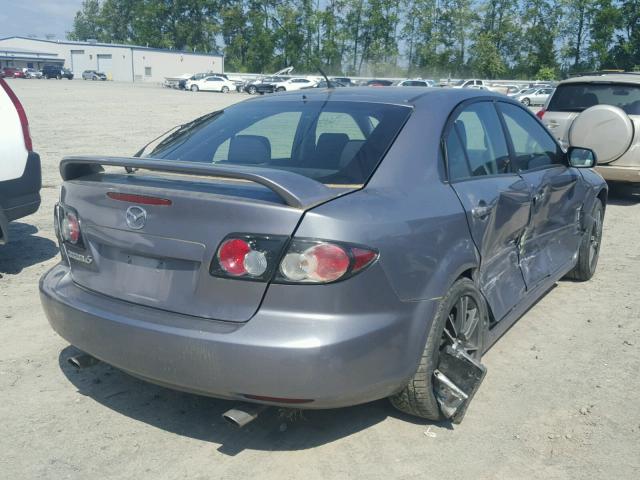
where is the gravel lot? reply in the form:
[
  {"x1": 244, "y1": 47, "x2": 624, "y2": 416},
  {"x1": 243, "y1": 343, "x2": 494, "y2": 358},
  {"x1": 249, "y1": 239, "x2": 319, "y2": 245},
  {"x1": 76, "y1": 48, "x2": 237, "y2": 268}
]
[{"x1": 1, "y1": 80, "x2": 639, "y2": 480}]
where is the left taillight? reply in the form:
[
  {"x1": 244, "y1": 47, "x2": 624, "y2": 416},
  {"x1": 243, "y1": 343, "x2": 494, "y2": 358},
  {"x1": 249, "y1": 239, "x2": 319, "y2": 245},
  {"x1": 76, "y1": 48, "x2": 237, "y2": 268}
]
[
  {"x1": 55, "y1": 204, "x2": 84, "y2": 247},
  {"x1": 0, "y1": 78, "x2": 32, "y2": 151},
  {"x1": 536, "y1": 108, "x2": 546, "y2": 120},
  {"x1": 210, "y1": 235, "x2": 378, "y2": 284}
]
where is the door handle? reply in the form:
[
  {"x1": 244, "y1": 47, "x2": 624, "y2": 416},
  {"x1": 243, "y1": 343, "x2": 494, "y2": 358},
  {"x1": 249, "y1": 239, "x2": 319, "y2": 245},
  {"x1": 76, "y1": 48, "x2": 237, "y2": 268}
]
[{"x1": 472, "y1": 204, "x2": 493, "y2": 219}]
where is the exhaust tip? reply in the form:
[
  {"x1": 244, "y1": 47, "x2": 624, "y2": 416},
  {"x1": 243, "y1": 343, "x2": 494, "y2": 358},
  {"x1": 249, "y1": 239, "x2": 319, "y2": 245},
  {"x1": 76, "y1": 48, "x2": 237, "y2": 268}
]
[
  {"x1": 222, "y1": 404, "x2": 266, "y2": 428},
  {"x1": 68, "y1": 353, "x2": 99, "y2": 369}
]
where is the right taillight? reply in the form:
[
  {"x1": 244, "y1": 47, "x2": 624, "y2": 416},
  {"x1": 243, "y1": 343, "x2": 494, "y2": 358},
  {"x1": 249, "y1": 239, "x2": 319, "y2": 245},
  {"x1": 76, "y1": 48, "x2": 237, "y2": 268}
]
[
  {"x1": 276, "y1": 240, "x2": 378, "y2": 284},
  {"x1": 0, "y1": 78, "x2": 32, "y2": 151},
  {"x1": 210, "y1": 235, "x2": 378, "y2": 284}
]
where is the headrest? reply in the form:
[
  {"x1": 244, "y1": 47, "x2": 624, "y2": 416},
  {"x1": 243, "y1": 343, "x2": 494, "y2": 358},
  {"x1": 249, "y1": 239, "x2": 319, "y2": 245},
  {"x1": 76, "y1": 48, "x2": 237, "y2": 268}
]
[{"x1": 228, "y1": 135, "x2": 271, "y2": 164}]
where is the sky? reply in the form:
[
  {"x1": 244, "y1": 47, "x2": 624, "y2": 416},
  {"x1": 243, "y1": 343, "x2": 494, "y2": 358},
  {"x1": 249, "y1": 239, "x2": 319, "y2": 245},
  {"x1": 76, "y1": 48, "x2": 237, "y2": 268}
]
[{"x1": 0, "y1": 0, "x2": 83, "y2": 40}]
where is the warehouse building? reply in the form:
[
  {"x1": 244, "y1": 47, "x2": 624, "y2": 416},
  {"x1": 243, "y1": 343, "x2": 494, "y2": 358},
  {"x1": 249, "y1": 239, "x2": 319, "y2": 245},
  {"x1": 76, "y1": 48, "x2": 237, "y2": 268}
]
[
  {"x1": 0, "y1": 46, "x2": 65, "y2": 71},
  {"x1": 0, "y1": 37, "x2": 224, "y2": 82}
]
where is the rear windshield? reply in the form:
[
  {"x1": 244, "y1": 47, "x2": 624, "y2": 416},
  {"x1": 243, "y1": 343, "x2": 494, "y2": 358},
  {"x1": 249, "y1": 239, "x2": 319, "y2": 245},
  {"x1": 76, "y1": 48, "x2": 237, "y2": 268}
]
[
  {"x1": 548, "y1": 83, "x2": 640, "y2": 115},
  {"x1": 146, "y1": 100, "x2": 412, "y2": 185}
]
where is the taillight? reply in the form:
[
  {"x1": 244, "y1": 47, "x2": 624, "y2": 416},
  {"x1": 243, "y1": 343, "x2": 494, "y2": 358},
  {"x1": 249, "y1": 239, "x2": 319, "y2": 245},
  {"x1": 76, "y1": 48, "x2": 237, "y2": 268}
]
[
  {"x1": 210, "y1": 235, "x2": 378, "y2": 284},
  {"x1": 276, "y1": 240, "x2": 378, "y2": 284},
  {"x1": 55, "y1": 204, "x2": 84, "y2": 247},
  {"x1": 62, "y1": 212, "x2": 80, "y2": 244},
  {"x1": 536, "y1": 108, "x2": 545, "y2": 120},
  {"x1": 0, "y1": 78, "x2": 32, "y2": 151},
  {"x1": 210, "y1": 234, "x2": 288, "y2": 281}
]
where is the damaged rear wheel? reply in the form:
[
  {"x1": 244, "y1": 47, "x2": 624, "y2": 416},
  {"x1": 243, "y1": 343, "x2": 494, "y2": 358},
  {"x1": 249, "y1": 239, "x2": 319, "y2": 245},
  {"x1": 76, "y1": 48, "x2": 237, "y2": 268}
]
[{"x1": 390, "y1": 278, "x2": 488, "y2": 420}]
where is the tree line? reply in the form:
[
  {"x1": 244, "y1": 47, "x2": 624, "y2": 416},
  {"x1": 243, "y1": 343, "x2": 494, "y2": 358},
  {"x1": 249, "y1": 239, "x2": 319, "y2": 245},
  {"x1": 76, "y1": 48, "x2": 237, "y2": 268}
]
[{"x1": 69, "y1": 0, "x2": 640, "y2": 79}]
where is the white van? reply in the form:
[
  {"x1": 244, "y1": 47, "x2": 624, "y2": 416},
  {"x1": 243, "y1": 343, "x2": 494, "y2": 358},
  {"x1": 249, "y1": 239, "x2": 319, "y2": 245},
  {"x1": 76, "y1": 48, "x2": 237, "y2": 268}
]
[{"x1": 0, "y1": 79, "x2": 41, "y2": 243}]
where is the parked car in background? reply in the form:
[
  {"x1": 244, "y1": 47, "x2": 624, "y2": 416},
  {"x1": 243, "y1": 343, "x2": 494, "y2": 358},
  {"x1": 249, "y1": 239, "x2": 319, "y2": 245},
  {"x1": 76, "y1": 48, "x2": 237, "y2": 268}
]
[
  {"x1": 240, "y1": 67, "x2": 295, "y2": 94},
  {"x1": 0, "y1": 78, "x2": 41, "y2": 244},
  {"x1": 366, "y1": 79, "x2": 394, "y2": 86},
  {"x1": 515, "y1": 87, "x2": 553, "y2": 106},
  {"x1": 2, "y1": 68, "x2": 25, "y2": 78},
  {"x1": 24, "y1": 69, "x2": 42, "y2": 79},
  {"x1": 186, "y1": 75, "x2": 235, "y2": 93},
  {"x1": 541, "y1": 73, "x2": 640, "y2": 184},
  {"x1": 397, "y1": 79, "x2": 434, "y2": 87},
  {"x1": 41, "y1": 88, "x2": 606, "y2": 424},
  {"x1": 267, "y1": 77, "x2": 317, "y2": 92},
  {"x1": 42, "y1": 65, "x2": 73, "y2": 79},
  {"x1": 331, "y1": 77, "x2": 354, "y2": 86},
  {"x1": 82, "y1": 70, "x2": 107, "y2": 81},
  {"x1": 180, "y1": 72, "x2": 231, "y2": 90},
  {"x1": 305, "y1": 80, "x2": 347, "y2": 89},
  {"x1": 508, "y1": 87, "x2": 533, "y2": 97},
  {"x1": 451, "y1": 79, "x2": 487, "y2": 89}
]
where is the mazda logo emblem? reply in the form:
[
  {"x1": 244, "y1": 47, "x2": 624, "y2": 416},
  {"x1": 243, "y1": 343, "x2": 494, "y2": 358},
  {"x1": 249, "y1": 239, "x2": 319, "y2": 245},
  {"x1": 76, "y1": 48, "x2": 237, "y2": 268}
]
[{"x1": 125, "y1": 206, "x2": 147, "y2": 230}]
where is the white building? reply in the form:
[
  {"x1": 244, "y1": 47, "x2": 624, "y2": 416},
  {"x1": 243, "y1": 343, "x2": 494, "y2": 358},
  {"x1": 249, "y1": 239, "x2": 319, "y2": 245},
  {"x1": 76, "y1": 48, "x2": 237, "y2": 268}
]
[{"x1": 0, "y1": 37, "x2": 224, "y2": 83}]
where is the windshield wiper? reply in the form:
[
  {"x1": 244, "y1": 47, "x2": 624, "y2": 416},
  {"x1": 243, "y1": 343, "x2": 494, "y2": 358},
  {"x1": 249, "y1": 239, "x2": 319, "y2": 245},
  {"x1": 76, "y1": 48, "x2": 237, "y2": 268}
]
[{"x1": 133, "y1": 110, "x2": 223, "y2": 159}]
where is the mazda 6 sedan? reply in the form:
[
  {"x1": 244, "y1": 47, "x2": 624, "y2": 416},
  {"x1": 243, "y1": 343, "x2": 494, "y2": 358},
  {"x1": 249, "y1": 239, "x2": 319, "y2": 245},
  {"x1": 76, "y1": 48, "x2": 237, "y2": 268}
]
[{"x1": 40, "y1": 88, "x2": 607, "y2": 421}]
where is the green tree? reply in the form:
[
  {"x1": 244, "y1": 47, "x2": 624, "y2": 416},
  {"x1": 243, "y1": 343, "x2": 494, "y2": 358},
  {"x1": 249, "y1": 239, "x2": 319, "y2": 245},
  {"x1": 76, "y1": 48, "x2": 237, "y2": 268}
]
[{"x1": 68, "y1": 0, "x2": 103, "y2": 41}]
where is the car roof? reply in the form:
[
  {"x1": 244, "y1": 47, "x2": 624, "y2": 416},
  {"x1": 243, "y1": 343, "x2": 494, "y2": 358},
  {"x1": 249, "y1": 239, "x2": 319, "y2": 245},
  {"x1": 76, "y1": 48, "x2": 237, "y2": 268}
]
[
  {"x1": 560, "y1": 73, "x2": 640, "y2": 85},
  {"x1": 242, "y1": 86, "x2": 505, "y2": 108}
]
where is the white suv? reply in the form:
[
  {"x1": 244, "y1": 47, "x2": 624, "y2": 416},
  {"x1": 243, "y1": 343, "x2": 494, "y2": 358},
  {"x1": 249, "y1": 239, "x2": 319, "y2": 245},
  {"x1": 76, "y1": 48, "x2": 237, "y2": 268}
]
[
  {"x1": 0, "y1": 78, "x2": 41, "y2": 243},
  {"x1": 541, "y1": 73, "x2": 640, "y2": 184}
]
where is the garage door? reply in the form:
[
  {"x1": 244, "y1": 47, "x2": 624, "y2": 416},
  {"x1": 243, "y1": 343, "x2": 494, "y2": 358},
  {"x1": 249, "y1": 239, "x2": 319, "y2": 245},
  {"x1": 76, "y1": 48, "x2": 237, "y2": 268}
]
[
  {"x1": 70, "y1": 50, "x2": 88, "y2": 75},
  {"x1": 97, "y1": 54, "x2": 113, "y2": 79}
]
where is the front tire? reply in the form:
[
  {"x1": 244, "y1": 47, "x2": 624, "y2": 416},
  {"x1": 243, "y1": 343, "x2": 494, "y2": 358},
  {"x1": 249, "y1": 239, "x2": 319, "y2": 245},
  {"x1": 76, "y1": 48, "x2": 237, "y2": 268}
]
[
  {"x1": 390, "y1": 278, "x2": 488, "y2": 420},
  {"x1": 276, "y1": 87, "x2": 285, "y2": 92},
  {"x1": 221, "y1": 86, "x2": 229, "y2": 93},
  {"x1": 191, "y1": 85, "x2": 199, "y2": 92},
  {"x1": 247, "y1": 85, "x2": 257, "y2": 94},
  {"x1": 521, "y1": 97, "x2": 531, "y2": 106},
  {"x1": 566, "y1": 199, "x2": 603, "y2": 281}
]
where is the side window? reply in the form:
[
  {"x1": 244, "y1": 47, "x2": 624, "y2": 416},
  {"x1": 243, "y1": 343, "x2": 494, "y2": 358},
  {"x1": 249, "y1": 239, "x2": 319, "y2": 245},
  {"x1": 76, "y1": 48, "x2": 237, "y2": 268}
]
[
  {"x1": 446, "y1": 102, "x2": 510, "y2": 181},
  {"x1": 498, "y1": 102, "x2": 563, "y2": 172}
]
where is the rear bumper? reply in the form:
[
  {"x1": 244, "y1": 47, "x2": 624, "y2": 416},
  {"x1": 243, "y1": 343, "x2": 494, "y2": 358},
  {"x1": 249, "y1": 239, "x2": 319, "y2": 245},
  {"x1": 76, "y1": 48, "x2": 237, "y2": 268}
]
[
  {"x1": 595, "y1": 164, "x2": 640, "y2": 184},
  {"x1": 0, "y1": 151, "x2": 41, "y2": 243},
  {"x1": 40, "y1": 263, "x2": 435, "y2": 409}
]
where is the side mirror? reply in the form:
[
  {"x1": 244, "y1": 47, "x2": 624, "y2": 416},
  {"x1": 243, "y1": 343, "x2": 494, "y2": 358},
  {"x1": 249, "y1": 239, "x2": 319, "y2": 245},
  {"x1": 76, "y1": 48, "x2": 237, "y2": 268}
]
[{"x1": 567, "y1": 147, "x2": 597, "y2": 168}]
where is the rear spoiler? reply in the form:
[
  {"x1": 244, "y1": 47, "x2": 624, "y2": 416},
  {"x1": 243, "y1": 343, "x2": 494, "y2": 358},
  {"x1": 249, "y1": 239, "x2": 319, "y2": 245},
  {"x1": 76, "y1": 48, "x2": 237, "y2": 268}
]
[{"x1": 60, "y1": 156, "x2": 347, "y2": 209}]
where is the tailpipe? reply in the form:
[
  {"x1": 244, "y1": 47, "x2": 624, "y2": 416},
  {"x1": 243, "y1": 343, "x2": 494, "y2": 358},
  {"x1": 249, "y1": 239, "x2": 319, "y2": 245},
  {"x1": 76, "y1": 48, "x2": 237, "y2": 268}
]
[
  {"x1": 222, "y1": 404, "x2": 267, "y2": 428},
  {"x1": 68, "y1": 353, "x2": 100, "y2": 369}
]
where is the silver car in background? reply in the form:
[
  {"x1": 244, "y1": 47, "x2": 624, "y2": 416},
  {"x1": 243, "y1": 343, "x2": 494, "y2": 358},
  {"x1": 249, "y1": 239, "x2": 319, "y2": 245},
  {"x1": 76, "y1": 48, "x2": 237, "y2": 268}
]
[
  {"x1": 515, "y1": 87, "x2": 554, "y2": 106},
  {"x1": 541, "y1": 73, "x2": 640, "y2": 184}
]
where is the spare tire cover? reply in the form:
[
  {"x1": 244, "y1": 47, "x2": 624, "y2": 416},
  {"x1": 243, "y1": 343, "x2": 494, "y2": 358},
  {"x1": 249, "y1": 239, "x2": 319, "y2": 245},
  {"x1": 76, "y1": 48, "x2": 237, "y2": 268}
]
[{"x1": 569, "y1": 104, "x2": 634, "y2": 164}]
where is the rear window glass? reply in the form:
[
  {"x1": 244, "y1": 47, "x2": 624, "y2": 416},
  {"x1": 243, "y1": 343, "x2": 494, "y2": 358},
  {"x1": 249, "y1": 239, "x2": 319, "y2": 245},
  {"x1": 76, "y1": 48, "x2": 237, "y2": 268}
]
[
  {"x1": 146, "y1": 100, "x2": 412, "y2": 185},
  {"x1": 548, "y1": 83, "x2": 640, "y2": 115}
]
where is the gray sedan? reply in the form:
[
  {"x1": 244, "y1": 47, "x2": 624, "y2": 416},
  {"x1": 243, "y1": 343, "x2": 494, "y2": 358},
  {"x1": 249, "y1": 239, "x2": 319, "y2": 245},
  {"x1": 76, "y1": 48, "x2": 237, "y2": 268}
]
[
  {"x1": 40, "y1": 88, "x2": 606, "y2": 423},
  {"x1": 81, "y1": 70, "x2": 107, "y2": 81}
]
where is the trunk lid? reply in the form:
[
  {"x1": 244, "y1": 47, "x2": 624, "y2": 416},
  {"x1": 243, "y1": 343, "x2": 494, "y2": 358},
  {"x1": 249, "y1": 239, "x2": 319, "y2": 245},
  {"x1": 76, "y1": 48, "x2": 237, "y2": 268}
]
[{"x1": 60, "y1": 157, "x2": 349, "y2": 322}]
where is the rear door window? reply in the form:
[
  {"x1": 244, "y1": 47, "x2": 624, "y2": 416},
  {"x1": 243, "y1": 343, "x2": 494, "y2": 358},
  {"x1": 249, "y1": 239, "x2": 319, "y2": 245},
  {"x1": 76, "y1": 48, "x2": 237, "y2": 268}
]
[
  {"x1": 445, "y1": 101, "x2": 511, "y2": 181},
  {"x1": 548, "y1": 83, "x2": 640, "y2": 115}
]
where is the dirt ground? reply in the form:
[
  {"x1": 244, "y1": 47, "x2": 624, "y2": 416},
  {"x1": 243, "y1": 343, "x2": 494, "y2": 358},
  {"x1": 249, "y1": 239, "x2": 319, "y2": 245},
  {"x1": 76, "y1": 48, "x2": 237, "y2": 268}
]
[{"x1": 1, "y1": 80, "x2": 639, "y2": 480}]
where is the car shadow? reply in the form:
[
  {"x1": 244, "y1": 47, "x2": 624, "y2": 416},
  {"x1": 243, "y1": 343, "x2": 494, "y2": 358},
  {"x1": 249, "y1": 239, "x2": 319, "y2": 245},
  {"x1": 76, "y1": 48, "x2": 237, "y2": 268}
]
[
  {"x1": 58, "y1": 346, "x2": 451, "y2": 455},
  {"x1": 607, "y1": 183, "x2": 640, "y2": 205},
  {"x1": 0, "y1": 222, "x2": 58, "y2": 275}
]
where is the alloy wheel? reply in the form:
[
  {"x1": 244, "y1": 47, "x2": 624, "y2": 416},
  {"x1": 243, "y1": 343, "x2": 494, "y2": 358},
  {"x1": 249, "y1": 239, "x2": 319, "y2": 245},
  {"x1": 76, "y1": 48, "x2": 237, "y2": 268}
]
[
  {"x1": 441, "y1": 294, "x2": 483, "y2": 360},
  {"x1": 589, "y1": 211, "x2": 603, "y2": 268}
]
